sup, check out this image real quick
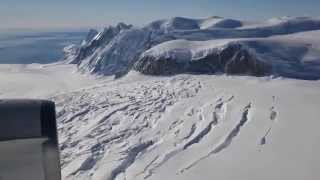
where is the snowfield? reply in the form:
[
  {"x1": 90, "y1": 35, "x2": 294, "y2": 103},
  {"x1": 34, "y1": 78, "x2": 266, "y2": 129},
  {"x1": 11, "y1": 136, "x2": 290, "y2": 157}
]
[
  {"x1": 53, "y1": 73, "x2": 320, "y2": 180},
  {"x1": 0, "y1": 63, "x2": 99, "y2": 98},
  {"x1": 1, "y1": 16, "x2": 320, "y2": 180},
  {"x1": 1, "y1": 64, "x2": 320, "y2": 180}
]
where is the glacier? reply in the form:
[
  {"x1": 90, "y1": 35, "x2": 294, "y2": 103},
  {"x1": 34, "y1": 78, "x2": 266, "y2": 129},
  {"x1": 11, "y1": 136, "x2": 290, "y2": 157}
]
[{"x1": 1, "y1": 16, "x2": 320, "y2": 180}]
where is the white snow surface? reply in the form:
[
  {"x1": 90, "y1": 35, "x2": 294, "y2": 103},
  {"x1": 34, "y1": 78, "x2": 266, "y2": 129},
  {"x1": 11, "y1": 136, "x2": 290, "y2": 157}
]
[
  {"x1": 141, "y1": 30, "x2": 320, "y2": 79},
  {"x1": 1, "y1": 62, "x2": 320, "y2": 180},
  {"x1": 69, "y1": 16, "x2": 320, "y2": 76},
  {"x1": 55, "y1": 73, "x2": 320, "y2": 180},
  {"x1": 144, "y1": 29, "x2": 320, "y2": 61},
  {"x1": 2, "y1": 16, "x2": 320, "y2": 180},
  {"x1": 141, "y1": 39, "x2": 237, "y2": 61},
  {"x1": 0, "y1": 63, "x2": 100, "y2": 98}
]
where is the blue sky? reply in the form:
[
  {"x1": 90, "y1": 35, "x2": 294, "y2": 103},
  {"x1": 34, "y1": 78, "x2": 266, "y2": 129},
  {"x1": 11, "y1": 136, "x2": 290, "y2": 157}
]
[{"x1": 1, "y1": 0, "x2": 319, "y2": 30}]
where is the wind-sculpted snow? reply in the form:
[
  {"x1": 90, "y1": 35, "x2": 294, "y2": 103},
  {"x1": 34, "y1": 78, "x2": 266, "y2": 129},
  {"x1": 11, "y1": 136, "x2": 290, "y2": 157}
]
[
  {"x1": 44, "y1": 70, "x2": 320, "y2": 180},
  {"x1": 53, "y1": 74, "x2": 203, "y2": 179},
  {"x1": 53, "y1": 16, "x2": 320, "y2": 180},
  {"x1": 1, "y1": 63, "x2": 319, "y2": 180},
  {"x1": 108, "y1": 141, "x2": 154, "y2": 180},
  {"x1": 64, "y1": 16, "x2": 320, "y2": 78}
]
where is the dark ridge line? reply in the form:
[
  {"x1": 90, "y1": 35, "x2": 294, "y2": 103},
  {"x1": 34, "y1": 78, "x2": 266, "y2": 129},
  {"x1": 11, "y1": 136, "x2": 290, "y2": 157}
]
[
  {"x1": 98, "y1": 104, "x2": 132, "y2": 124},
  {"x1": 211, "y1": 103, "x2": 251, "y2": 153},
  {"x1": 144, "y1": 97, "x2": 235, "y2": 178},
  {"x1": 183, "y1": 96, "x2": 235, "y2": 150},
  {"x1": 141, "y1": 156, "x2": 161, "y2": 179},
  {"x1": 108, "y1": 141, "x2": 154, "y2": 180},
  {"x1": 134, "y1": 155, "x2": 159, "y2": 178},
  {"x1": 64, "y1": 108, "x2": 90, "y2": 123},
  {"x1": 183, "y1": 121, "x2": 215, "y2": 150},
  {"x1": 270, "y1": 107, "x2": 277, "y2": 121},
  {"x1": 179, "y1": 103, "x2": 252, "y2": 173},
  {"x1": 144, "y1": 149, "x2": 181, "y2": 179},
  {"x1": 182, "y1": 123, "x2": 197, "y2": 140},
  {"x1": 260, "y1": 127, "x2": 272, "y2": 146}
]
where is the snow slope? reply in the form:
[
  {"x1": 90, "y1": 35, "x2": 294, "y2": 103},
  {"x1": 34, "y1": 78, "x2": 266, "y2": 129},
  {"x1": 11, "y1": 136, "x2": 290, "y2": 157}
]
[
  {"x1": 1, "y1": 62, "x2": 320, "y2": 180},
  {"x1": 0, "y1": 63, "x2": 100, "y2": 98},
  {"x1": 50, "y1": 71, "x2": 320, "y2": 180},
  {"x1": 65, "y1": 16, "x2": 320, "y2": 77},
  {"x1": 136, "y1": 30, "x2": 320, "y2": 79}
]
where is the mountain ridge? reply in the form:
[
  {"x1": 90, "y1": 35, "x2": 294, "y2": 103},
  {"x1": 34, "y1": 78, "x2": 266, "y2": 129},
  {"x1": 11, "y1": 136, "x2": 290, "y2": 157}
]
[{"x1": 64, "y1": 16, "x2": 320, "y2": 79}]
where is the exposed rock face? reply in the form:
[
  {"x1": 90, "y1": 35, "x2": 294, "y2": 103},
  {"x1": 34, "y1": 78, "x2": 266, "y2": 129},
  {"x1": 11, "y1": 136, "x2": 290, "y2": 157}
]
[
  {"x1": 163, "y1": 17, "x2": 200, "y2": 31},
  {"x1": 82, "y1": 29, "x2": 99, "y2": 45},
  {"x1": 78, "y1": 28, "x2": 152, "y2": 76},
  {"x1": 133, "y1": 56, "x2": 184, "y2": 75},
  {"x1": 224, "y1": 48, "x2": 271, "y2": 76},
  {"x1": 208, "y1": 18, "x2": 242, "y2": 29},
  {"x1": 64, "y1": 16, "x2": 320, "y2": 78},
  {"x1": 134, "y1": 44, "x2": 272, "y2": 76},
  {"x1": 69, "y1": 23, "x2": 133, "y2": 64},
  {"x1": 63, "y1": 44, "x2": 79, "y2": 63}
]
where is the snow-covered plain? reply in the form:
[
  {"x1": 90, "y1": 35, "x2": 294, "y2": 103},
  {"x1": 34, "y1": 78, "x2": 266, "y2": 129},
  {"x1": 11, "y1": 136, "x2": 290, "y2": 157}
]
[
  {"x1": 0, "y1": 63, "x2": 99, "y2": 98},
  {"x1": 1, "y1": 16, "x2": 320, "y2": 180},
  {"x1": 1, "y1": 63, "x2": 320, "y2": 180},
  {"x1": 54, "y1": 73, "x2": 320, "y2": 180}
]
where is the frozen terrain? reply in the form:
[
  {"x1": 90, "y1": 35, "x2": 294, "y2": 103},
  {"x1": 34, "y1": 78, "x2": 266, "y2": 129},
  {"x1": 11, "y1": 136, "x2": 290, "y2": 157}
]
[
  {"x1": 135, "y1": 30, "x2": 320, "y2": 79},
  {"x1": 66, "y1": 16, "x2": 320, "y2": 78},
  {"x1": 0, "y1": 63, "x2": 320, "y2": 180},
  {"x1": 1, "y1": 16, "x2": 320, "y2": 180},
  {"x1": 0, "y1": 63, "x2": 99, "y2": 98},
  {"x1": 54, "y1": 72, "x2": 320, "y2": 180}
]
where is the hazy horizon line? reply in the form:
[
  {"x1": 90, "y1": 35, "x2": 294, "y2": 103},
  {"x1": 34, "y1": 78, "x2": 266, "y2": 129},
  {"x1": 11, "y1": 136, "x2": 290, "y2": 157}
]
[{"x1": 1, "y1": 15, "x2": 319, "y2": 33}]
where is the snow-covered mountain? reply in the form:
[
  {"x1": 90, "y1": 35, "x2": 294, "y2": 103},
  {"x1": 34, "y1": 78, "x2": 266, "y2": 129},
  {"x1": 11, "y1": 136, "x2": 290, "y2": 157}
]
[
  {"x1": 135, "y1": 30, "x2": 320, "y2": 79},
  {"x1": 2, "y1": 16, "x2": 320, "y2": 180},
  {"x1": 65, "y1": 16, "x2": 320, "y2": 79}
]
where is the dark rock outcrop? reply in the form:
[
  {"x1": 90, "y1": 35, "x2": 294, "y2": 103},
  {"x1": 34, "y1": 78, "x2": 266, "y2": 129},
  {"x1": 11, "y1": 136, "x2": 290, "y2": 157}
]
[
  {"x1": 65, "y1": 17, "x2": 320, "y2": 79},
  {"x1": 69, "y1": 23, "x2": 133, "y2": 64},
  {"x1": 224, "y1": 48, "x2": 271, "y2": 76},
  {"x1": 84, "y1": 29, "x2": 99, "y2": 44},
  {"x1": 210, "y1": 19, "x2": 242, "y2": 29},
  {"x1": 134, "y1": 44, "x2": 272, "y2": 76}
]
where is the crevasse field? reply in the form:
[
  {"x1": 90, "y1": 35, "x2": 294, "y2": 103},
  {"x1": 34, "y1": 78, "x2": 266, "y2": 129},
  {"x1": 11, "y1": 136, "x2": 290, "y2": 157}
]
[{"x1": 1, "y1": 16, "x2": 320, "y2": 180}]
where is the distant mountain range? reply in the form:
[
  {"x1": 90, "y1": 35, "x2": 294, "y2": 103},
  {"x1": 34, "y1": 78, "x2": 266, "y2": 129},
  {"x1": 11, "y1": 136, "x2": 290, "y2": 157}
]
[{"x1": 65, "y1": 16, "x2": 320, "y2": 80}]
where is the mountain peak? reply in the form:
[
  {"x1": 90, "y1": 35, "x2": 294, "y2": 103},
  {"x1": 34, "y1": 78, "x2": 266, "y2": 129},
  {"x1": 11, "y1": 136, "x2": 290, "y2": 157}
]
[{"x1": 65, "y1": 16, "x2": 320, "y2": 79}]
